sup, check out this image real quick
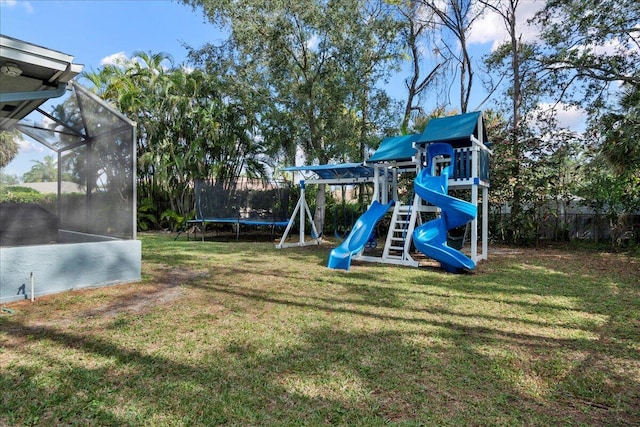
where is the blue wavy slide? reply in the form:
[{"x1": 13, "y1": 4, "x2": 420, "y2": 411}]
[
  {"x1": 413, "y1": 143, "x2": 476, "y2": 273},
  {"x1": 328, "y1": 200, "x2": 394, "y2": 270}
]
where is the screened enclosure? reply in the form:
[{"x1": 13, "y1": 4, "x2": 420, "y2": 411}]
[
  {"x1": 4, "y1": 81, "x2": 137, "y2": 244},
  {"x1": 1, "y1": 35, "x2": 140, "y2": 303}
]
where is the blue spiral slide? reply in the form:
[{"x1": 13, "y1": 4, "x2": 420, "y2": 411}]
[
  {"x1": 413, "y1": 143, "x2": 476, "y2": 273},
  {"x1": 327, "y1": 200, "x2": 394, "y2": 270}
]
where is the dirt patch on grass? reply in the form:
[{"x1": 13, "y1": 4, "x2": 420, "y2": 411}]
[
  {"x1": 5, "y1": 266, "x2": 209, "y2": 329},
  {"x1": 95, "y1": 267, "x2": 209, "y2": 314}
]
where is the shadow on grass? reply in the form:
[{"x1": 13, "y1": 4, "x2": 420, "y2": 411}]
[
  {"x1": 194, "y1": 279, "x2": 639, "y2": 362},
  {"x1": 3, "y1": 235, "x2": 637, "y2": 425},
  {"x1": 2, "y1": 313, "x2": 617, "y2": 426}
]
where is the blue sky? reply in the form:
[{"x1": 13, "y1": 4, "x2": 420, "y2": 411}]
[
  {"x1": 0, "y1": 0, "x2": 222, "y2": 71},
  {"x1": 1, "y1": 0, "x2": 585, "y2": 178},
  {"x1": 1, "y1": 0, "x2": 224, "y2": 177}
]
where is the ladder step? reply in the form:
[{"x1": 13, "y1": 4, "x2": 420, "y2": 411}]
[{"x1": 384, "y1": 202, "x2": 417, "y2": 260}]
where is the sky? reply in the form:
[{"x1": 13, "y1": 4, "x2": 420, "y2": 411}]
[
  {"x1": 1, "y1": 0, "x2": 585, "y2": 178},
  {"x1": 0, "y1": 0, "x2": 222, "y2": 70},
  {"x1": 1, "y1": 0, "x2": 224, "y2": 177}
]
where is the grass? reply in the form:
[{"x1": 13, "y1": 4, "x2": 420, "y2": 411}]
[{"x1": 1, "y1": 232, "x2": 639, "y2": 426}]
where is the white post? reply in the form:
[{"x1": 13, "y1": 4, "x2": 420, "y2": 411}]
[
  {"x1": 30, "y1": 272, "x2": 34, "y2": 302},
  {"x1": 471, "y1": 185, "x2": 478, "y2": 263},
  {"x1": 482, "y1": 186, "x2": 489, "y2": 260},
  {"x1": 392, "y1": 167, "x2": 399, "y2": 202},
  {"x1": 276, "y1": 182, "x2": 303, "y2": 248},
  {"x1": 304, "y1": 193, "x2": 321, "y2": 240},
  {"x1": 471, "y1": 145, "x2": 479, "y2": 263},
  {"x1": 373, "y1": 165, "x2": 381, "y2": 204},
  {"x1": 378, "y1": 164, "x2": 390, "y2": 204},
  {"x1": 299, "y1": 182, "x2": 306, "y2": 244},
  {"x1": 276, "y1": 180, "x2": 321, "y2": 248}
]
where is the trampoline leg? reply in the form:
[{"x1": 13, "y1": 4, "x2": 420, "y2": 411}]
[{"x1": 174, "y1": 227, "x2": 184, "y2": 241}]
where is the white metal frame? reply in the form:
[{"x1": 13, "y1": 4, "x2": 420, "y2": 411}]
[
  {"x1": 276, "y1": 169, "x2": 389, "y2": 249},
  {"x1": 276, "y1": 180, "x2": 322, "y2": 248}
]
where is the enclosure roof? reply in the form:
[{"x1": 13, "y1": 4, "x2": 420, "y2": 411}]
[
  {"x1": 416, "y1": 111, "x2": 486, "y2": 148},
  {"x1": 0, "y1": 34, "x2": 84, "y2": 131},
  {"x1": 367, "y1": 134, "x2": 422, "y2": 163},
  {"x1": 282, "y1": 162, "x2": 376, "y2": 181}
]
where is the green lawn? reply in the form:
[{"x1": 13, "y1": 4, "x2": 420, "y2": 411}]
[{"x1": 1, "y1": 233, "x2": 639, "y2": 426}]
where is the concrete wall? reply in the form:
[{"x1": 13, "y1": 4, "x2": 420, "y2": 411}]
[{"x1": 0, "y1": 239, "x2": 141, "y2": 304}]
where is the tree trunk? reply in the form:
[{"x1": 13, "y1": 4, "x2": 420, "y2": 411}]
[
  {"x1": 402, "y1": 27, "x2": 420, "y2": 132},
  {"x1": 314, "y1": 183, "x2": 326, "y2": 236}
]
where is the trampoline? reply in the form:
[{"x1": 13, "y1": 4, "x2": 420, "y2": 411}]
[{"x1": 180, "y1": 178, "x2": 291, "y2": 241}]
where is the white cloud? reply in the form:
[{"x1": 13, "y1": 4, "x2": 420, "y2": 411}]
[
  {"x1": 99, "y1": 54, "x2": 174, "y2": 73},
  {"x1": 469, "y1": 1, "x2": 544, "y2": 51},
  {"x1": 0, "y1": 0, "x2": 33, "y2": 13},
  {"x1": 536, "y1": 102, "x2": 587, "y2": 132},
  {"x1": 468, "y1": 9, "x2": 504, "y2": 46},
  {"x1": 573, "y1": 31, "x2": 640, "y2": 58},
  {"x1": 555, "y1": 106, "x2": 586, "y2": 131},
  {"x1": 17, "y1": 136, "x2": 44, "y2": 153},
  {"x1": 306, "y1": 34, "x2": 320, "y2": 51},
  {"x1": 100, "y1": 51, "x2": 128, "y2": 66}
]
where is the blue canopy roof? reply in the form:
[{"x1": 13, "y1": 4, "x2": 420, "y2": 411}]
[
  {"x1": 417, "y1": 111, "x2": 485, "y2": 148},
  {"x1": 282, "y1": 112, "x2": 487, "y2": 175},
  {"x1": 367, "y1": 134, "x2": 422, "y2": 163},
  {"x1": 282, "y1": 162, "x2": 375, "y2": 181},
  {"x1": 367, "y1": 112, "x2": 486, "y2": 163}
]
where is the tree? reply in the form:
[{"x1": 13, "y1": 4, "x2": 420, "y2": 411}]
[
  {"x1": 533, "y1": 0, "x2": 640, "y2": 113},
  {"x1": 394, "y1": 1, "x2": 445, "y2": 131},
  {"x1": 592, "y1": 84, "x2": 640, "y2": 216},
  {"x1": 84, "y1": 51, "x2": 271, "y2": 229},
  {"x1": 23, "y1": 155, "x2": 58, "y2": 183},
  {"x1": 182, "y1": 0, "x2": 401, "y2": 233},
  {"x1": 598, "y1": 85, "x2": 640, "y2": 177},
  {"x1": 481, "y1": 0, "x2": 544, "y2": 243},
  {"x1": 0, "y1": 130, "x2": 20, "y2": 168},
  {"x1": 531, "y1": 0, "x2": 640, "y2": 244},
  {"x1": 576, "y1": 149, "x2": 636, "y2": 245},
  {"x1": 0, "y1": 172, "x2": 18, "y2": 186},
  {"x1": 422, "y1": 0, "x2": 486, "y2": 113},
  {"x1": 531, "y1": 1, "x2": 640, "y2": 238},
  {"x1": 334, "y1": 1, "x2": 403, "y2": 160},
  {"x1": 479, "y1": 0, "x2": 640, "y2": 245}
]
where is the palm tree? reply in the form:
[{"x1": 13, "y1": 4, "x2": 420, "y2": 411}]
[
  {"x1": 83, "y1": 50, "x2": 277, "y2": 227},
  {"x1": 23, "y1": 155, "x2": 58, "y2": 182},
  {"x1": 599, "y1": 85, "x2": 640, "y2": 175},
  {"x1": 0, "y1": 130, "x2": 20, "y2": 168}
]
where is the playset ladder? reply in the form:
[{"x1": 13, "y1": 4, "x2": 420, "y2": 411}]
[{"x1": 380, "y1": 195, "x2": 421, "y2": 267}]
